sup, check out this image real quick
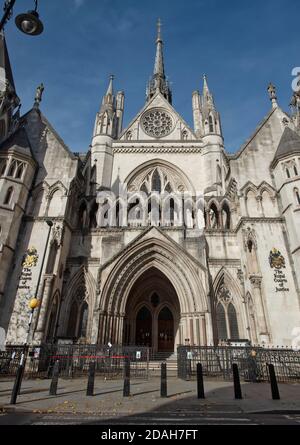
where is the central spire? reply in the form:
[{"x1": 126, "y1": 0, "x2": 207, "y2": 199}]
[
  {"x1": 146, "y1": 19, "x2": 172, "y2": 104},
  {"x1": 154, "y1": 18, "x2": 164, "y2": 77}
]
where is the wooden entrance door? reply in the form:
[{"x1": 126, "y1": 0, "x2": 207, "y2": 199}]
[
  {"x1": 158, "y1": 307, "x2": 174, "y2": 352},
  {"x1": 135, "y1": 307, "x2": 152, "y2": 347}
]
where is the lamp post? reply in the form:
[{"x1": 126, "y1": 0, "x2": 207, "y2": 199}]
[
  {"x1": 10, "y1": 219, "x2": 53, "y2": 405},
  {"x1": 0, "y1": 0, "x2": 44, "y2": 35}
]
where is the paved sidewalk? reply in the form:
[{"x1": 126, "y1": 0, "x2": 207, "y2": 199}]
[{"x1": 0, "y1": 377, "x2": 299, "y2": 419}]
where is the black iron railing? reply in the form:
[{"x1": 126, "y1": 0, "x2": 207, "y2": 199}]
[
  {"x1": 0, "y1": 344, "x2": 150, "y2": 380},
  {"x1": 177, "y1": 346, "x2": 300, "y2": 383}
]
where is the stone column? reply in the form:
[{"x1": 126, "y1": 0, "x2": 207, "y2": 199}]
[
  {"x1": 250, "y1": 275, "x2": 270, "y2": 343},
  {"x1": 106, "y1": 313, "x2": 112, "y2": 344},
  {"x1": 189, "y1": 318, "x2": 195, "y2": 345},
  {"x1": 97, "y1": 311, "x2": 105, "y2": 344},
  {"x1": 118, "y1": 314, "x2": 125, "y2": 345},
  {"x1": 201, "y1": 314, "x2": 208, "y2": 346},
  {"x1": 101, "y1": 312, "x2": 108, "y2": 344},
  {"x1": 33, "y1": 276, "x2": 54, "y2": 343}
]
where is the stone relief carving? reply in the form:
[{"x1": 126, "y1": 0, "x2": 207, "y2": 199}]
[
  {"x1": 243, "y1": 226, "x2": 257, "y2": 252},
  {"x1": 52, "y1": 224, "x2": 64, "y2": 246}
]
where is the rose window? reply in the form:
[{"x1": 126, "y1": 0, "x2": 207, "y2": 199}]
[{"x1": 142, "y1": 109, "x2": 173, "y2": 138}]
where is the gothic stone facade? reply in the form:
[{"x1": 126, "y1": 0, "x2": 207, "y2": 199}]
[{"x1": 0, "y1": 27, "x2": 300, "y2": 351}]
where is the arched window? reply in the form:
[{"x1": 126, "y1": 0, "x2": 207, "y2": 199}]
[
  {"x1": 228, "y1": 303, "x2": 240, "y2": 340},
  {"x1": 4, "y1": 187, "x2": 13, "y2": 205},
  {"x1": 222, "y1": 203, "x2": 231, "y2": 230},
  {"x1": 67, "y1": 301, "x2": 78, "y2": 338},
  {"x1": 48, "y1": 189, "x2": 64, "y2": 217},
  {"x1": 15, "y1": 163, "x2": 25, "y2": 180},
  {"x1": 216, "y1": 304, "x2": 227, "y2": 341},
  {"x1": 8, "y1": 160, "x2": 17, "y2": 177},
  {"x1": 294, "y1": 165, "x2": 299, "y2": 176},
  {"x1": 208, "y1": 203, "x2": 219, "y2": 229},
  {"x1": 216, "y1": 278, "x2": 241, "y2": 342},
  {"x1": 286, "y1": 169, "x2": 291, "y2": 179},
  {"x1": 151, "y1": 169, "x2": 162, "y2": 193}
]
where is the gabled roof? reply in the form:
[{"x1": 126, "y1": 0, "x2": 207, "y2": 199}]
[
  {"x1": 0, "y1": 124, "x2": 35, "y2": 160},
  {"x1": 119, "y1": 90, "x2": 197, "y2": 141},
  {"x1": 228, "y1": 107, "x2": 278, "y2": 159},
  {"x1": 22, "y1": 108, "x2": 77, "y2": 160},
  {"x1": 273, "y1": 127, "x2": 300, "y2": 162}
]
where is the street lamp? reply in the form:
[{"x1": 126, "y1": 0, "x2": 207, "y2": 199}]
[
  {"x1": 10, "y1": 219, "x2": 53, "y2": 405},
  {"x1": 0, "y1": 0, "x2": 44, "y2": 35}
]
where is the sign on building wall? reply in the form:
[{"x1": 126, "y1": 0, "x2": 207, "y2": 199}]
[
  {"x1": 17, "y1": 247, "x2": 39, "y2": 292},
  {"x1": 269, "y1": 248, "x2": 290, "y2": 293}
]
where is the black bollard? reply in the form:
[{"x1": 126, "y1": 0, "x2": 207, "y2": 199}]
[
  {"x1": 197, "y1": 363, "x2": 205, "y2": 399},
  {"x1": 17, "y1": 364, "x2": 25, "y2": 395},
  {"x1": 161, "y1": 362, "x2": 167, "y2": 398},
  {"x1": 49, "y1": 360, "x2": 60, "y2": 396},
  {"x1": 123, "y1": 357, "x2": 130, "y2": 397},
  {"x1": 86, "y1": 362, "x2": 96, "y2": 397},
  {"x1": 10, "y1": 364, "x2": 24, "y2": 405},
  {"x1": 232, "y1": 363, "x2": 243, "y2": 400},
  {"x1": 268, "y1": 364, "x2": 280, "y2": 400}
]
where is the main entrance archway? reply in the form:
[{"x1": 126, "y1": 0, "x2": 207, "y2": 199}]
[
  {"x1": 95, "y1": 232, "x2": 211, "y2": 347},
  {"x1": 124, "y1": 267, "x2": 180, "y2": 352}
]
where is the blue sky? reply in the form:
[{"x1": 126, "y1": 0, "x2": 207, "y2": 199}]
[{"x1": 5, "y1": 0, "x2": 300, "y2": 153}]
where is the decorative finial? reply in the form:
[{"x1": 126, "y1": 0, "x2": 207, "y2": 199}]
[
  {"x1": 34, "y1": 83, "x2": 44, "y2": 108},
  {"x1": 267, "y1": 83, "x2": 278, "y2": 109},
  {"x1": 157, "y1": 18, "x2": 162, "y2": 42}
]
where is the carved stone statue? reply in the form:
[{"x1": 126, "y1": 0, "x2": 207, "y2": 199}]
[
  {"x1": 267, "y1": 83, "x2": 276, "y2": 100},
  {"x1": 34, "y1": 83, "x2": 44, "y2": 107}
]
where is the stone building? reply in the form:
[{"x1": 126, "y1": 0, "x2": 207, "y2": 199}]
[{"x1": 0, "y1": 23, "x2": 300, "y2": 351}]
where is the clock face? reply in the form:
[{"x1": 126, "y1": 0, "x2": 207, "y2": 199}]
[{"x1": 142, "y1": 109, "x2": 174, "y2": 138}]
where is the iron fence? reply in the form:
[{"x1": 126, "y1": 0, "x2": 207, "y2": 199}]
[
  {"x1": 177, "y1": 346, "x2": 300, "y2": 383},
  {"x1": 0, "y1": 344, "x2": 150, "y2": 380}
]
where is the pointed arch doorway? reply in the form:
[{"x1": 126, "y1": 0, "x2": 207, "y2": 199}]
[{"x1": 124, "y1": 267, "x2": 180, "y2": 353}]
